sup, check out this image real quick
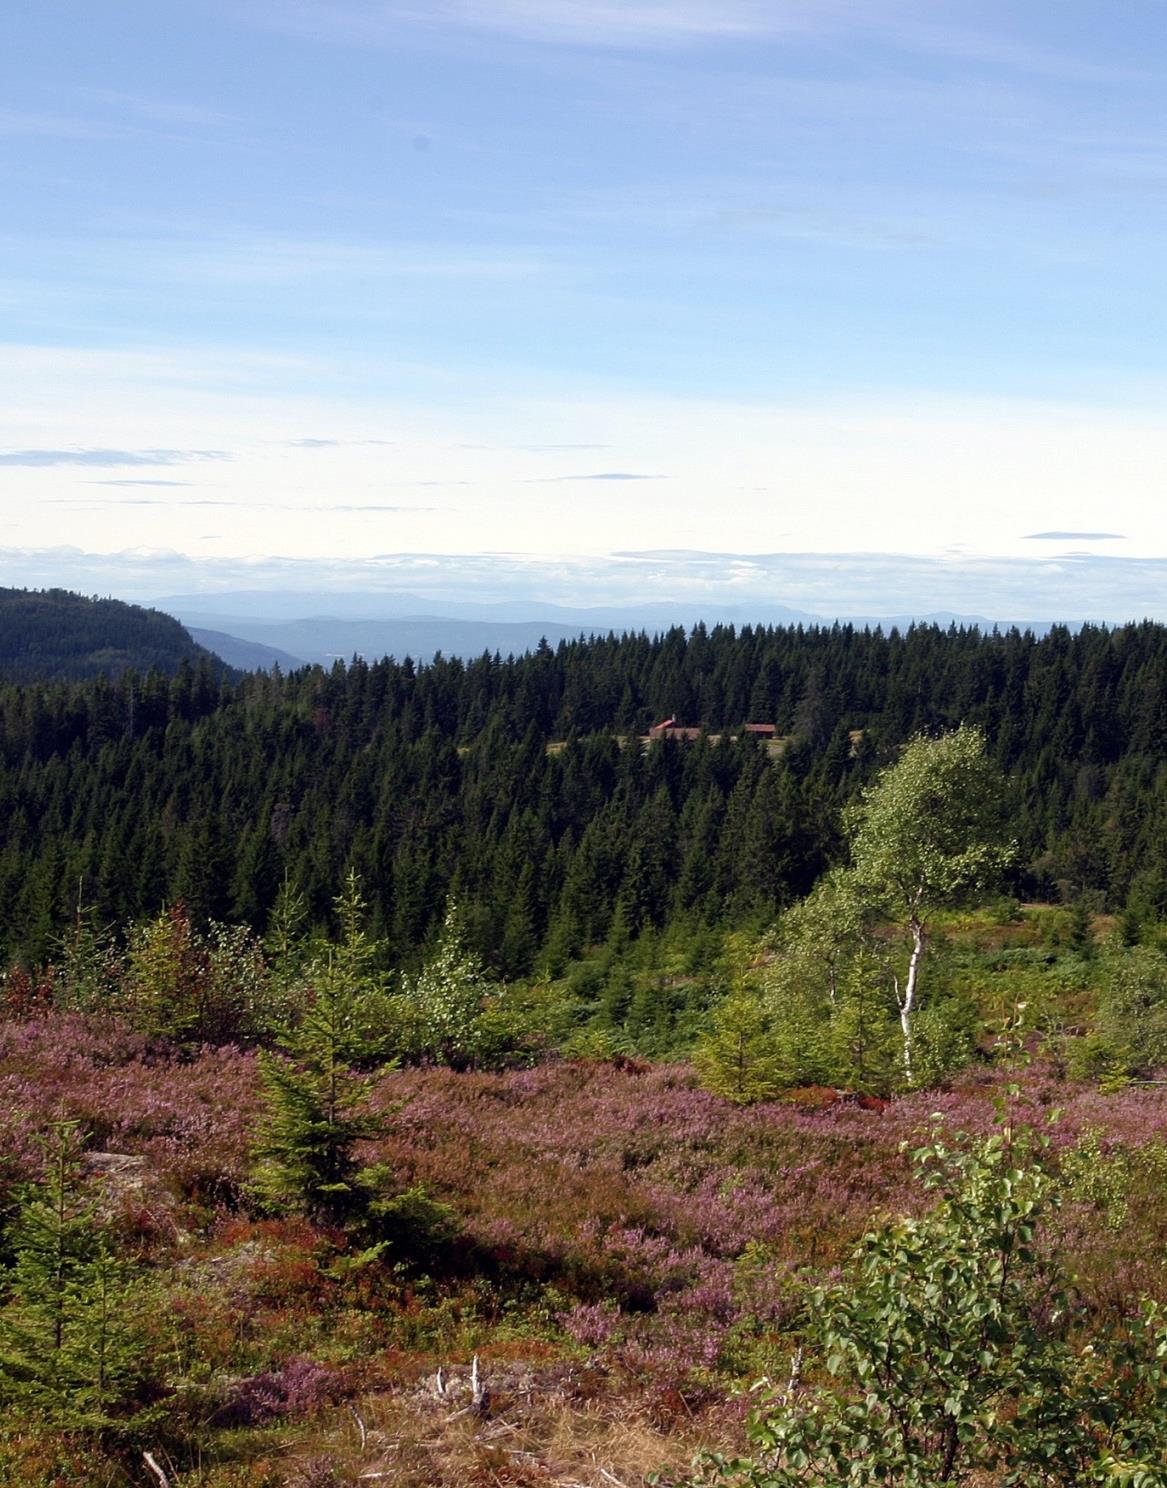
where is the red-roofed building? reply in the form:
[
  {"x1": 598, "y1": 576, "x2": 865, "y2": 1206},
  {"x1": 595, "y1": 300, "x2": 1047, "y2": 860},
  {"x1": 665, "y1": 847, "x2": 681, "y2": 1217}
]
[{"x1": 648, "y1": 717, "x2": 704, "y2": 741}]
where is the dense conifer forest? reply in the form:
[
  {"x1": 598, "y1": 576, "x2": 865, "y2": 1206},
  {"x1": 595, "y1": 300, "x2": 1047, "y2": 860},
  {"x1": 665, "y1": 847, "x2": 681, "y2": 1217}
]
[
  {"x1": 0, "y1": 587, "x2": 228, "y2": 684},
  {"x1": 3, "y1": 617, "x2": 1167, "y2": 974}
]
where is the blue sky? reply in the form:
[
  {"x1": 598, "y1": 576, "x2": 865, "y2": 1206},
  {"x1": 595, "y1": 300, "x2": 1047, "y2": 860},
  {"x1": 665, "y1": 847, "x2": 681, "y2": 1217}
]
[{"x1": 3, "y1": 1, "x2": 1167, "y2": 617}]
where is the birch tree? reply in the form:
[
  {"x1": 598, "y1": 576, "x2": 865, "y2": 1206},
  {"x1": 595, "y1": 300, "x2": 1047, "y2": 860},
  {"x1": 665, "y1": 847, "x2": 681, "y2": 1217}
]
[
  {"x1": 402, "y1": 900, "x2": 492, "y2": 1069},
  {"x1": 846, "y1": 725, "x2": 1013, "y2": 1082}
]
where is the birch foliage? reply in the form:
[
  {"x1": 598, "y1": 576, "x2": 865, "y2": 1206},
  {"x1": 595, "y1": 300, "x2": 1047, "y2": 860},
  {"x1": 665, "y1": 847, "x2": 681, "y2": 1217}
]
[
  {"x1": 846, "y1": 726, "x2": 1012, "y2": 916},
  {"x1": 845, "y1": 726, "x2": 1014, "y2": 1079},
  {"x1": 700, "y1": 1127, "x2": 1167, "y2": 1487}
]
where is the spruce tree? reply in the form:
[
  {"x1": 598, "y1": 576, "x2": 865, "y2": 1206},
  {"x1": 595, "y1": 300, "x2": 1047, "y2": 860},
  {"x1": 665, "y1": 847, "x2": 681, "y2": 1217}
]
[
  {"x1": 251, "y1": 985, "x2": 384, "y2": 1222},
  {"x1": 252, "y1": 872, "x2": 389, "y2": 1219},
  {"x1": 0, "y1": 1122, "x2": 147, "y2": 1428},
  {"x1": 693, "y1": 984, "x2": 787, "y2": 1103},
  {"x1": 265, "y1": 871, "x2": 310, "y2": 988},
  {"x1": 52, "y1": 885, "x2": 119, "y2": 1012}
]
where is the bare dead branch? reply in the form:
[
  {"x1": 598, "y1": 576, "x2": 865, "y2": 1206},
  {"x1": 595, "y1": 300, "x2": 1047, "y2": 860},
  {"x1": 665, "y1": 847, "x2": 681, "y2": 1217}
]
[
  {"x1": 142, "y1": 1453, "x2": 173, "y2": 1488},
  {"x1": 349, "y1": 1402, "x2": 368, "y2": 1452},
  {"x1": 471, "y1": 1351, "x2": 488, "y2": 1412}
]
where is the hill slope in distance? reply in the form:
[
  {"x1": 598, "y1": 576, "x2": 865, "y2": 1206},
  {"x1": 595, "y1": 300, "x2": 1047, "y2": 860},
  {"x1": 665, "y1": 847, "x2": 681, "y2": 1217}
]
[{"x1": 0, "y1": 587, "x2": 233, "y2": 682}]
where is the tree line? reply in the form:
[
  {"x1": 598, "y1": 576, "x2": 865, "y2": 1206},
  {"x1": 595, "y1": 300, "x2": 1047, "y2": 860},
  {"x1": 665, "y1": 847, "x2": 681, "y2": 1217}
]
[{"x1": 4, "y1": 619, "x2": 1167, "y2": 972}]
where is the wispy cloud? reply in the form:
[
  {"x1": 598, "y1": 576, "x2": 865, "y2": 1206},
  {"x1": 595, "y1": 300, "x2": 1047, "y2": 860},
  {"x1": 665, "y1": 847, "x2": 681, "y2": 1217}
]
[
  {"x1": 254, "y1": 0, "x2": 787, "y2": 49},
  {"x1": 532, "y1": 471, "x2": 664, "y2": 482},
  {"x1": 282, "y1": 438, "x2": 398, "y2": 448},
  {"x1": 46, "y1": 497, "x2": 237, "y2": 508},
  {"x1": 0, "y1": 108, "x2": 115, "y2": 140},
  {"x1": 701, "y1": 204, "x2": 939, "y2": 251},
  {"x1": 83, "y1": 89, "x2": 238, "y2": 128},
  {"x1": 245, "y1": 0, "x2": 1137, "y2": 78},
  {"x1": 0, "y1": 235, "x2": 549, "y2": 316},
  {"x1": 1024, "y1": 530, "x2": 1126, "y2": 541},
  {"x1": 432, "y1": 0, "x2": 782, "y2": 44},
  {"x1": 49, "y1": 496, "x2": 439, "y2": 513},
  {"x1": 146, "y1": 235, "x2": 549, "y2": 286},
  {"x1": 71, "y1": 500, "x2": 203, "y2": 507},
  {"x1": 0, "y1": 448, "x2": 231, "y2": 467},
  {"x1": 89, "y1": 479, "x2": 195, "y2": 488},
  {"x1": 878, "y1": 18, "x2": 1144, "y2": 84}
]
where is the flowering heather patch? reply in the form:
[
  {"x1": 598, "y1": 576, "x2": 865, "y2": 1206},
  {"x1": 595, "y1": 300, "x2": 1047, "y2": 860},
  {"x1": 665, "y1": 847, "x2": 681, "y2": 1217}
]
[
  {"x1": 4, "y1": 1015, "x2": 1167, "y2": 1484},
  {"x1": 363, "y1": 1058, "x2": 1167, "y2": 1390},
  {"x1": 0, "y1": 1012, "x2": 258, "y2": 1203},
  {"x1": 0, "y1": 1009, "x2": 152, "y2": 1070},
  {"x1": 218, "y1": 1356, "x2": 353, "y2": 1426}
]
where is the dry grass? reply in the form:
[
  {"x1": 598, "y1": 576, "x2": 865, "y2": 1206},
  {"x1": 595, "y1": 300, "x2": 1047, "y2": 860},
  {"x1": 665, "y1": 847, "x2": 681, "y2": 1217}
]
[{"x1": 278, "y1": 1356, "x2": 721, "y2": 1488}]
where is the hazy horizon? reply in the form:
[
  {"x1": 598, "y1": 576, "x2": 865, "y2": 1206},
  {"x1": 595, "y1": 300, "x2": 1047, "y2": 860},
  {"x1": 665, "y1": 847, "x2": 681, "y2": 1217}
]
[{"x1": 3, "y1": 545, "x2": 1166, "y2": 630}]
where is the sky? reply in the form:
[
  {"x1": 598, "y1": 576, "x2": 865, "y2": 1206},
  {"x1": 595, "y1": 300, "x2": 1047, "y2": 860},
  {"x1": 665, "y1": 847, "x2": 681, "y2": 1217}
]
[{"x1": 2, "y1": 0, "x2": 1167, "y2": 618}]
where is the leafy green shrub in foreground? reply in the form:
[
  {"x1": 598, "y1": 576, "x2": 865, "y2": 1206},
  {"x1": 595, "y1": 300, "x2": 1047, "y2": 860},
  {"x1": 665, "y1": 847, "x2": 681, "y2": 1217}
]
[{"x1": 695, "y1": 1122, "x2": 1167, "y2": 1487}]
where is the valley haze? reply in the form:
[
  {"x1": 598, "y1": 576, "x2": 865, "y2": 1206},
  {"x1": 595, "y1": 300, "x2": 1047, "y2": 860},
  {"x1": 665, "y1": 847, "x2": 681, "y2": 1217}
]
[{"x1": 166, "y1": 588, "x2": 1066, "y2": 668}]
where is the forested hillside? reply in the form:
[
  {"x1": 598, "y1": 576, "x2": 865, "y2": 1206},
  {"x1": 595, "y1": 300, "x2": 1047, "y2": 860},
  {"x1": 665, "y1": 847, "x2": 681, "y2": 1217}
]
[
  {"x1": 0, "y1": 587, "x2": 228, "y2": 683},
  {"x1": 3, "y1": 619, "x2": 1167, "y2": 973},
  {"x1": 6, "y1": 621, "x2": 1167, "y2": 1486}
]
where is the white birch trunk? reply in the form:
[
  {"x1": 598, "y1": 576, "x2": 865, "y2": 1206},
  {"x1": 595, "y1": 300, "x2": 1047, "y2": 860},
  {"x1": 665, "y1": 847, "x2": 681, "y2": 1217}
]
[{"x1": 898, "y1": 915, "x2": 925, "y2": 1083}]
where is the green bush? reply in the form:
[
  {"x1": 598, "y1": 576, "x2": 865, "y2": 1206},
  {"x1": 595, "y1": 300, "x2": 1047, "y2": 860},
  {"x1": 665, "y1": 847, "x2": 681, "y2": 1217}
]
[{"x1": 693, "y1": 1125, "x2": 1167, "y2": 1487}]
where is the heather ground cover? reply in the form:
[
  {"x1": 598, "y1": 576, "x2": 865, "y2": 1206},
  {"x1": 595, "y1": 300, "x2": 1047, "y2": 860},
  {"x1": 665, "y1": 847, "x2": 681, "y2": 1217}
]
[{"x1": 3, "y1": 1000, "x2": 1167, "y2": 1486}]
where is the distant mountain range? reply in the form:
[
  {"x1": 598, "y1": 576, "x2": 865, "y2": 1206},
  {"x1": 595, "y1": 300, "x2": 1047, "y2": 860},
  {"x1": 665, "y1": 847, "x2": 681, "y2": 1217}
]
[
  {"x1": 156, "y1": 589, "x2": 823, "y2": 626},
  {"x1": 156, "y1": 590, "x2": 1062, "y2": 669},
  {"x1": 0, "y1": 585, "x2": 1069, "y2": 684}
]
